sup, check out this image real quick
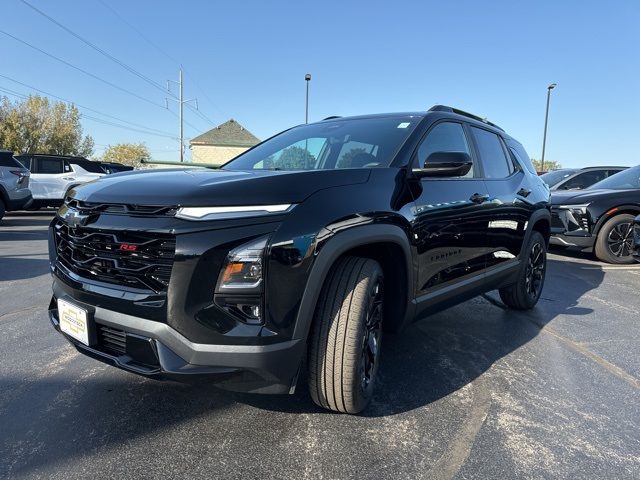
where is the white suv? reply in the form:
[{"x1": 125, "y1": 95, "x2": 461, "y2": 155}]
[{"x1": 15, "y1": 154, "x2": 105, "y2": 209}]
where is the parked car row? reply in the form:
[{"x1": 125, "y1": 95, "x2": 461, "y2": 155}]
[{"x1": 0, "y1": 150, "x2": 133, "y2": 220}]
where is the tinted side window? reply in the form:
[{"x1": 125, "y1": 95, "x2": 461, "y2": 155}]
[
  {"x1": 37, "y1": 158, "x2": 64, "y2": 174},
  {"x1": 417, "y1": 122, "x2": 473, "y2": 177},
  {"x1": 0, "y1": 152, "x2": 25, "y2": 168},
  {"x1": 559, "y1": 171, "x2": 606, "y2": 190},
  {"x1": 471, "y1": 127, "x2": 512, "y2": 178}
]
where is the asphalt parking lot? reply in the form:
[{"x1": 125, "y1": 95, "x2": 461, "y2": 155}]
[{"x1": 1, "y1": 212, "x2": 639, "y2": 479}]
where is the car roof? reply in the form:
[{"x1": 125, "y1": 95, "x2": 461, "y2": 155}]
[
  {"x1": 578, "y1": 166, "x2": 627, "y2": 170},
  {"x1": 314, "y1": 105, "x2": 510, "y2": 138}
]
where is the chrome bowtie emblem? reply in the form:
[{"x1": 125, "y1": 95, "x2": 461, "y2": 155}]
[{"x1": 60, "y1": 206, "x2": 91, "y2": 227}]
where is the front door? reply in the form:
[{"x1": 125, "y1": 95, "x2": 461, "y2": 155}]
[{"x1": 409, "y1": 121, "x2": 492, "y2": 304}]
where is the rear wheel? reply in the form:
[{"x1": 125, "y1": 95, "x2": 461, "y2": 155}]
[
  {"x1": 0, "y1": 199, "x2": 5, "y2": 222},
  {"x1": 308, "y1": 256, "x2": 384, "y2": 414},
  {"x1": 594, "y1": 214, "x2": 635, "y2": 264},
  {"x1": 499, "y1": 231, "x2": 547, "y2": 310}
]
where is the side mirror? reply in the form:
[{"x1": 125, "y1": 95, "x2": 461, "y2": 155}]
[{"x1": 413, "y1": 151, "x2": 473, "y2": 178}]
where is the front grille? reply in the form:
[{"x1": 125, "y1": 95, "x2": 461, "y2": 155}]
[
  {"x1": 97, "y1": 325, "x2": 126, "y2": 356},
  {"x1": 64, "y1": 198, "x2": 177, "y2": 217},
  {"x1": 54, "y1": 220, "x2": 176, "y2": 292}
]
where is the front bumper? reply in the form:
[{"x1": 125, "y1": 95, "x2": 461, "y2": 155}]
[
  {"x1": 49, "y1": 292, "x2": 304, "y2": 394},
  {"x1": 549, "y1": 232, "x2": 595, "y2": 250},
  {"x1": 550, "y1": 206, "x2": 594, "y2": 251}
]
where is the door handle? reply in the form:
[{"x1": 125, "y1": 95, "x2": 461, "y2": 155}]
[
  {"x1": 63, "y1": 177, "x2": 76, "y2": 181},
  {"x1": 517, "y1": 188, "x2": 531, "y2": 198},
  {"x1": 469, "y1": 193, "x2": 489, "y2": 204}
]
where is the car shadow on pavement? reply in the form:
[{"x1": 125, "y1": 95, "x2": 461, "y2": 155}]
[
  {"x1": 242, "y1": 257, "x2": 605, "y2": 416},
  {"x1": 0, "y1": 259, "x2": 606, "y2": 477},
  {"x1": 2, "y1": 211, "x2": 56, "y2": 227}
]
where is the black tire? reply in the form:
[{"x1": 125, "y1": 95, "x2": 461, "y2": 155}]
[
  {"x1": 308, "y1": 256, "x2": 384, "y2": 414},
  {"x1": 0, "y1": 198, "x2": 5, "y2": 222},
  {"x1": 594, "y1": 214, "x2": 635, "y2": 264},
  {"x1": 499, "y1": 231, "x2": 547, "y2": 310}
]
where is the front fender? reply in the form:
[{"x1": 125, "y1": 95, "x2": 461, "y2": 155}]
[{"x1": 291, "y1": 224, "x2": 414, "y2": 341}]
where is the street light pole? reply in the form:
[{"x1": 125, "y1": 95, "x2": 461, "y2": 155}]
[
  {"x1": 541, "y1": 83, "x2": 557, "y2": 172},
  {"x1": 305, "y1": 73, "x2": 311, "y2": 124}
]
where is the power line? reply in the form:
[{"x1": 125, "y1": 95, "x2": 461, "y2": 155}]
[
  {"x1": 19, "y1": 0, "x2": 175, "y2": 98},
  {"x1": 96, "y1": 0, "x2": 227, "y2": 122},
  {"x1": 0, "y1": 30, "x2": 167, "y2": 109},
  {"x1": 185, "y1": 102, "x2": 215, "y2": 126},
  {"x1": 0, "y1": 86, "x2": 179, "y2": 140},
  {"x1": 0, "y1": 73, "x2": 176, "y2": 138}
]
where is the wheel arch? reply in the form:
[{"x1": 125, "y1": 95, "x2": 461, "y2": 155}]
[
  {"x1": 592, "y1": 205, "x2": 640, "y2": 237},
  {"x1": 292, "y1": 224, "x2": 415, "y2": 341},
  {"x1": 522, "y1": 207, "x2": 551, "y2": 253}
]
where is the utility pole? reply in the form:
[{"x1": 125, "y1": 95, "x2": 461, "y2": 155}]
[
  {"x1": 167, "y1": 68, "x2": 197, "y2": 162},
  {"x1": 541, "y1": 83, "x2": 557, "y2": 172}
]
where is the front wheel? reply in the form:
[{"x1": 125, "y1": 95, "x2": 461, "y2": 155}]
[
  {"x1": 307, "y1": 256, "x2": 384, "y2": 414},
  {"x1": 499, "y1": 231, "x2": 547, "y2": 310},
  {"x1": 594, "y1": 214, "x2": 635, "y2": 264}
]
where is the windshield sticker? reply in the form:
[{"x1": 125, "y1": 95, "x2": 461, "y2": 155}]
[{"x1": 397, "y1": 122, "x2": 411, "y2": 129}]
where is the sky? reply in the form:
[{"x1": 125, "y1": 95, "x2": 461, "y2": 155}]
[{"x1": 1, "y1": 0, "x2": 639, "y2": 167}]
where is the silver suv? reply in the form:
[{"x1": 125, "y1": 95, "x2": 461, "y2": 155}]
[
  {"x1": 0, "y1": 150, "x2": 32, "y2": 221},
  {"x1": 14, "y1": 154, "x2": 105, "y2": 209}
]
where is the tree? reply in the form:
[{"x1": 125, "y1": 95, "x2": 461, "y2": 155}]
[
  {"x1": 338, "y1": 147, "x2": 367, "y2": 167},
  {"x1": 273, "y1": 145, "x2": 316, "y2": 170},
  {"x1": 531, "y1": 158, "x2": 562, "y2": 172},
  {"x1": 0, "y1": 95, "x2": 94, "y2": 156},
  {"x1": 101, "y1": 142, "x2": 150, "y2": 167}
]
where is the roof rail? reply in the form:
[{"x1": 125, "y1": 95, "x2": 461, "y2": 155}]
[
  {"x1": 322, "y1": 116, "x2": 342, "y2": 121},
  {"x1": 428, "y1": 105, "x2": 504, "y2": 132}
]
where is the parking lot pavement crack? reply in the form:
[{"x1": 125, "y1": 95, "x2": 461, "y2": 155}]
[
  {"x1": 426, "y1": 375, "x2": 492, "y2": 480},
  {"x1": 0, "y1": 305, "x2": 43, "y2": 323}
]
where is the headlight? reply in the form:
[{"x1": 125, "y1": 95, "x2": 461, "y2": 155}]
[
  {"x1": 557, "y1": 204, "x2": 591, "y2": 231},
  {"x1": 216, "y1": 236, "x2": 268, "y2": 291},
  {"x1": 558, "y1": 204, "x2": 589, "y2": 213},
  {"x1": 176, "y1": 204, "x2": 294, "y2": 221}
]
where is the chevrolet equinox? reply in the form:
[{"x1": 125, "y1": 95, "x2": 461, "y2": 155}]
[{"x1": 48, "y1": 105, "x2": 551, "y2": 413}]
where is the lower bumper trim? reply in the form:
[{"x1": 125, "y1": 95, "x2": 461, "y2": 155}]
[{"x1": 49, "y1": 298, "x2": 304, "y2": 394}]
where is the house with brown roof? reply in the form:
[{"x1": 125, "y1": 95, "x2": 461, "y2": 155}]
[{"x1": 189, "y1": 119, "x2": 260, "y2": 166}]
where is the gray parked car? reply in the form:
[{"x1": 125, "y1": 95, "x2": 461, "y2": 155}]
[{"x1": 0, "y1": 150, "x2": 32, "y2": 221}]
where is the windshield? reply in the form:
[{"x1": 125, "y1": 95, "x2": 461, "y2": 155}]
[
  {"x1": 588, "y1": 165, "x2": 640, "y2": 190},
  {"x1": 223, "y1": 116, "x2": 420, "y2": 171},
  {"x1": 540, "y1": 169, "x2": 577, "y2": 187}
]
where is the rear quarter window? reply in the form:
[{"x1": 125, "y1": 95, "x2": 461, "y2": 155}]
[
  {"x1": 0, "y1": 152, "x2": 24, "y2": 168},
  {"x1": 506, "y1": 140, "x2": 537, "y2": 175}
]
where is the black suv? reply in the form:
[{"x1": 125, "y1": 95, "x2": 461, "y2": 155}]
[{"x1": 48, "y1": 106, "x2": 551, "y2": 413}]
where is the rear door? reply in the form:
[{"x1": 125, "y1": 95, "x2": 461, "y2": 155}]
[
  {"x1": 409, "y1": 121, "x2": 491, "y2": 300},
  {"x1": 469, "y1": 126, "x2": 530, "y2": 269}
]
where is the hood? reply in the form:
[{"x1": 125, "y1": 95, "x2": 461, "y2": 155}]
[
  {"x1": 550, "y1": 188, "x2": 638, "y2": 205},
  {"x1": 70, "y1": 168, "x2": 371, "y2": 206}
]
